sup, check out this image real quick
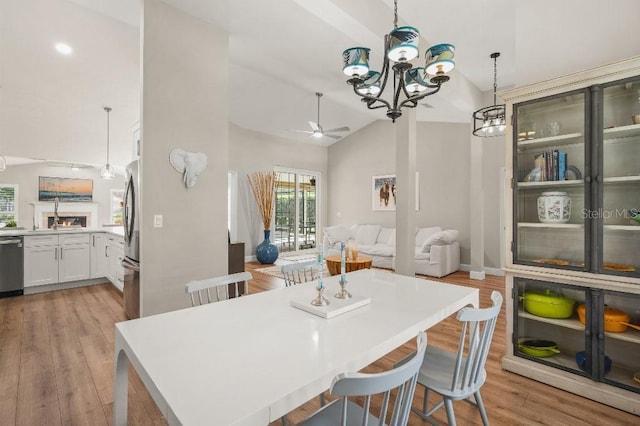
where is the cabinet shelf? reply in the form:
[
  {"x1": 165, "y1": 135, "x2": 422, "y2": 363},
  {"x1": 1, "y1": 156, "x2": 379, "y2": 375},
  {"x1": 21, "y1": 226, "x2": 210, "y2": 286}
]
[
  {"x1": 519, "y1": 309, "x2": 640, "y2": 344},
  {"x1": 517, "y1": 222, "x2": 583, "y2": 229},
  {"x1": 602, "y1": 175, "x2": 640, "y2": 184},
  {"x1": 603, "y1": 123, "x2": 640, "y2": 140},
  {"x1": 517, "y1": 132, "x2": 583, "y2": 150},
  {"x1": 604, "y1": 225, "x2": 640, "y2": 231},
  {"x1": 606, "y1": 365, "x2": 640, "y2": 390},
  {"x1": 517, "y1": 179, "x2": 583, "y2": 188},
  {"x1": 519, "y1": 309, "x2": 585, "y2": 331},
  {"x1": 516, "y1": 350, "x2": 580, "y2": 371}
]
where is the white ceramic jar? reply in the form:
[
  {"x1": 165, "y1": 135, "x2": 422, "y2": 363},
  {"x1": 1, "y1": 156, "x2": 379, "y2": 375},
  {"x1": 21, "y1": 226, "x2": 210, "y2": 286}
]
[{"x1": 537, "y1": 191, "x2": 571, "y2": 223}]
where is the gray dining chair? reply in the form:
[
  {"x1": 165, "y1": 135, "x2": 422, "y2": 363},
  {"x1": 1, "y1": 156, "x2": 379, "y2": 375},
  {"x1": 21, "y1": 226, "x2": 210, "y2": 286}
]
[
  {"x1": 185, "y1": 271, "x2": 252, "y2": 306},
  {"x1": 281, "y1": 259, "x2": 318, "y2": 287},
  {"x1": 398, "y1": 291, "x2": 502, "y2": 426},
  {"x1": 299, "y1": 331, "x2": 427, "y2": 426}
]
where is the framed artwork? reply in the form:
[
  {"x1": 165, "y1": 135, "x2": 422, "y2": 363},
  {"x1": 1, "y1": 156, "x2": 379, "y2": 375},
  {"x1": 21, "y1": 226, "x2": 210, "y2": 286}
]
[
  {"x1": 372, "y1": 174, "x2": 396, "y2": 211},
  {"x1": 371, "y1": 173, "x2": 419, "y2": 211},
  {"x1": 39, "y1": 176, "x2": 93, "y2": 202}
]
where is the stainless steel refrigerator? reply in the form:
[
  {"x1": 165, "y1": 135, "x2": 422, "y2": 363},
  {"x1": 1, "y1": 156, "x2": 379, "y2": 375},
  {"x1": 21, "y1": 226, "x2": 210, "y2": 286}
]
[{"x1": 122, "y1": 160, "x2": 140, "y2": 319}]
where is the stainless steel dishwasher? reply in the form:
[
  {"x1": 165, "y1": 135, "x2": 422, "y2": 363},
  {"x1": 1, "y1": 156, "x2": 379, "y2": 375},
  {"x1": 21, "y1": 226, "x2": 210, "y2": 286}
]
[{"x1": 0, "y1": 236, "x2": 24, "y2": 297}]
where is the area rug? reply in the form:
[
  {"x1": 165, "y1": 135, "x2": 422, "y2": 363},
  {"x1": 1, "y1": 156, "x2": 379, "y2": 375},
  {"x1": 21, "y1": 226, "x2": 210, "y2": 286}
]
[{"x1": 256, "y1": 254, "x2": 329, "y2": 280}]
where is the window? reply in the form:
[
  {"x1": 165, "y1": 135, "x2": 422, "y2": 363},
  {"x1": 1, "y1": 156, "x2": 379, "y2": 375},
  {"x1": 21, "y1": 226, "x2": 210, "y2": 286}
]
[
  {"x1": 110, "y1": 189, "x2": 124, "y2": 224},
  {"x1": 0, "y1": 184, "x2": 18, "y2": 224},
  {"x1": 274, "y1": 169, "x2": 319, "y2": 253}
]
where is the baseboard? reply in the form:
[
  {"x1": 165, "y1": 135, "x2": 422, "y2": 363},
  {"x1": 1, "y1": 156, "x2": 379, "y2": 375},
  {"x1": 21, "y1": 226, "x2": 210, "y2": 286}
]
[
  {"x1": 459, "y1": 264, "x2": 505, "y2": 277},
  {"x1": 24, "y1": 277, "x2": 109, "y2": 295},
  {"x1": 483, "y1": 266, "x2": 505, "y2": 276}
]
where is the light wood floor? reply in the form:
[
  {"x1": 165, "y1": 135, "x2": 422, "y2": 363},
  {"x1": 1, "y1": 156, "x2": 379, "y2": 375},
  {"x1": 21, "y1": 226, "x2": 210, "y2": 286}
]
[{"x1": 0, "y1": 265, "x2": 637, "y2": 425}]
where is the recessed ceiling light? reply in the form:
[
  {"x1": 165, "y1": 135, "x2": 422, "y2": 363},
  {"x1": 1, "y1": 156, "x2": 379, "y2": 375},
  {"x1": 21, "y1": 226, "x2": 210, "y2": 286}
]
[{"x1": 55, "y1": 43, "x2": 73, "y2": 55}]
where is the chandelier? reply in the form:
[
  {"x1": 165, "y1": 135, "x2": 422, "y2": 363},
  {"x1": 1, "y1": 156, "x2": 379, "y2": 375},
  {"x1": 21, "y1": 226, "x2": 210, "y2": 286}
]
[
  {"x1": 341, "y1": 0, "x2": 455, "y2": 122},
  {"x1": 100, "y1": 106, "x2": 115, "y2": 179},
  {"x1": 472, "y1": 52, "x2": 506, "y2": 137}
]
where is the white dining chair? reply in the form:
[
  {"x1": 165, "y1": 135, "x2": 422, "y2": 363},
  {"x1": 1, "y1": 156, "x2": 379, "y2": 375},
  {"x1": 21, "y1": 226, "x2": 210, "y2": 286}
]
[
  {"x1": 280, "y1": 260, "x2": 324, "y2": 425},
  {"x1": 398, "y1": 291, "x2": 502, "y2": 426},
  {"x1": 281, "y1": 259, "x2": 318, "y2": 287},
  {"x1": 185, "y1": 271, "x2": 252, "y2": 306},
  {"x1": 299, "y1": 331, "x2": 427, "y2": 426}
]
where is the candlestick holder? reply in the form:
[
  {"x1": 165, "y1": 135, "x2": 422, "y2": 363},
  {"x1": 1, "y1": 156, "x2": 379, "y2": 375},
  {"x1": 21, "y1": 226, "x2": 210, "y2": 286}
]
[
  {"x1": 311, "y1": 286, "x2": 330, "y2": 306},
  {"x1": 335, "y1": 278, "x2": 352, "y2": 299}
]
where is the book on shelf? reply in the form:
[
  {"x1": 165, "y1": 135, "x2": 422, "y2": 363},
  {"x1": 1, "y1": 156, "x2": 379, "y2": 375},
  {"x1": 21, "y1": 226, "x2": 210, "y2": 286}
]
[{"x1": 537, "y1": 150, "x2": 567, "y2": 181}]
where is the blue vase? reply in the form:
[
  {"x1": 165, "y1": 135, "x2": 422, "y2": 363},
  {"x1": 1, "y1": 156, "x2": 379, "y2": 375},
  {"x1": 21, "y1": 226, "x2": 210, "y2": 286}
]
[{"x1": 256, "y1": 229, "x2": 279, "y2": 264}]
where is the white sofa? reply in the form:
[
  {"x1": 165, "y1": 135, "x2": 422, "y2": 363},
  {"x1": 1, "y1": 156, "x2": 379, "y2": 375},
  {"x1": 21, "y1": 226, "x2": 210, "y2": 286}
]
[{"x1": 323, "y1": 224, "x2": 460, "y2": 278}]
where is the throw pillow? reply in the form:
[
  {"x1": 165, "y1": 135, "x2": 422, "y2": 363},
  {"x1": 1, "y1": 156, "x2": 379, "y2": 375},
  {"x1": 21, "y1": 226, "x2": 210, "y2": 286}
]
[
  {"x1": 388, "y1": 229, "x2": 396, "y2": 246},
  {"x1": 420, "y1": 229, "x2": 459, "y2": 253},
  {"x1": 377, "y1": 228, "x2": 393, "y2": 245},
  {"x1": 355, "y1": 224, "x2": 381, "y2": 245},
  {"x1": 324, "y1": 225, "x2": 349, "y2": 245},
  {"x1": 415, "y1": 227, "x2": 442, "y2": 247}
]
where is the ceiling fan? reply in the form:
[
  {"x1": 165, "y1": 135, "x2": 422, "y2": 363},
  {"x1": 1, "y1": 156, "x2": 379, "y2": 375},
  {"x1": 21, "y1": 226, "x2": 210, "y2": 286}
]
[{"x1": 289, "y1": 92, "x2": 350, "y2": 140}]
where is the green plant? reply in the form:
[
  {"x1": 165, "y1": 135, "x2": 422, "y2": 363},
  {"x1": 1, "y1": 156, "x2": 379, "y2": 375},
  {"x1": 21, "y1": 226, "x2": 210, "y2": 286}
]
[{"x1": 6, "y1": 220, "x2": 17, "y2": 227}]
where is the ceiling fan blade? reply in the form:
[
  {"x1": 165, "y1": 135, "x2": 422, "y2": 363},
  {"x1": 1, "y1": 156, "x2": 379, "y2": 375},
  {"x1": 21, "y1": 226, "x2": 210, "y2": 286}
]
[
  {"x1": 287, "y1": 129, "x2": 314, "y2": 134},
  {"x1": 308, "y1": 121, "x2": 321, "y2": 132},
  {"x1": 322, "y1": 126, "x2": 350, "y2": 133},
  {"x1": 324, "y1": 134, "x2": 342, "y2": 140}
]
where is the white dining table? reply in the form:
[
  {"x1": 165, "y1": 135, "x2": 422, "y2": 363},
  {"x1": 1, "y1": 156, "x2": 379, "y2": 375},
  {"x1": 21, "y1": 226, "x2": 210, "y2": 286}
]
[{"x1": 113, "y1": 268, "x2": 479, "y2": 425}]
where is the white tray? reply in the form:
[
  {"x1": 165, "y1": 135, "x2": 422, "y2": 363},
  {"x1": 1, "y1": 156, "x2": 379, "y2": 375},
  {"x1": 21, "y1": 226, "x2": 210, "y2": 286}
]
[{"x1": 290, "y1": 294, "x2": 371, "y2": 319}]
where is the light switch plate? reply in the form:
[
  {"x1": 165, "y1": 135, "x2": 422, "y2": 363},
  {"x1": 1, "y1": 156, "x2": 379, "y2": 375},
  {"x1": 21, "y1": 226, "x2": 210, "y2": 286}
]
[{"x1": 153, "y1": 214, "x2": 163, "y2": 228}]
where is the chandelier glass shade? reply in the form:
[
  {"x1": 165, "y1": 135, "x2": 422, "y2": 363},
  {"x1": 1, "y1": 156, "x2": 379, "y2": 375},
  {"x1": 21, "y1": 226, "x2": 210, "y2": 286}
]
[
  {"x1": 341, "y1": 0, "x2": 455, "y2": 122},
  {"x1": 472, "y1": 52, "x2": 506, "y2": 137},
  {"x1": 0, "y1": 155, "x2": 6, "y2": 171},
  {"x1": 100, "y1": 106, "x2": 115, "y2": 179}
]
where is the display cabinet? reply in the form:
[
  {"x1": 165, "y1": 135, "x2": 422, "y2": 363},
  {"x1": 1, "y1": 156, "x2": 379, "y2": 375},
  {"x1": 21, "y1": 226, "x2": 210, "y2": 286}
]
[
  {"x1": 502, "y1": 56, "x2": 640, "y2": 415},
  {"x1": 513, "y1": 277, "x2": 640, "y2": 396},
  {"x1": 512, "y1": 78, "x2": 640, "y2": 277}
]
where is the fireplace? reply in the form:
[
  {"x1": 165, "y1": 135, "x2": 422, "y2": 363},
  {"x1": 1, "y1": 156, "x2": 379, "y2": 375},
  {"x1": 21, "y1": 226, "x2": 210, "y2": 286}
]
[{"x1": 47, "y1": 216, "x2": 87, "y2": 229}]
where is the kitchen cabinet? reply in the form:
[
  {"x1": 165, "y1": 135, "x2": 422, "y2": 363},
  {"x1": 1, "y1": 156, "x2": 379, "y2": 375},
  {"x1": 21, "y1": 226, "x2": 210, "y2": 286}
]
[
  {"x1": 107, "y1": 234, "x2": 124, "y2": 291},
  {"x1": 90, "y1": 232, "x2": 109, "y2": 279},
  {"x1": 24, "y1": 233, "x2": 91, "y2": 287},
  {"x1": 502, "y1": 56, "x2": 640, "y2": 415}
]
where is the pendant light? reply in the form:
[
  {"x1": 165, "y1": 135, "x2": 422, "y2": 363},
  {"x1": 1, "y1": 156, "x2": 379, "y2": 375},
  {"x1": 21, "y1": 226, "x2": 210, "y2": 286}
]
[
  {"x1": 472, "y1": 52, "x2": 506, "y2": 137},
  {"x1": 100, "y1": 106, "x2": 115, "y2": 179},
  {"x1": 341, "y1": 0, "x2": 455, "y2": 122}
]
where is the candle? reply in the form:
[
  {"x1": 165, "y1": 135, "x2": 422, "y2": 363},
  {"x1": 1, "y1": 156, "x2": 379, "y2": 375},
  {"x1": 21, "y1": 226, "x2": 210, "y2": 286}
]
[
  {"x1": 340, "y1": 241, "x2": 346, "y2": 283},
  {"x1": 317, "y1": 244, "x2": 324, "y2": 289}
]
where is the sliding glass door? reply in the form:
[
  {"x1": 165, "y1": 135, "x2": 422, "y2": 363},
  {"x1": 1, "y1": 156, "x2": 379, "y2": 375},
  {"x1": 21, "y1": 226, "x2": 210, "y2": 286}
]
[{"x1": 274, "y1": 169, "x2": 319, "y2": 253}]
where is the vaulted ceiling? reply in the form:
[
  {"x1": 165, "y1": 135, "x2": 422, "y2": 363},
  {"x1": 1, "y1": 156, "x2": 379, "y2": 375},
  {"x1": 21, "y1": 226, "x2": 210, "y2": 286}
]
[{"x1": 1, "y1": 0, "x2": 638, "y2": 170}]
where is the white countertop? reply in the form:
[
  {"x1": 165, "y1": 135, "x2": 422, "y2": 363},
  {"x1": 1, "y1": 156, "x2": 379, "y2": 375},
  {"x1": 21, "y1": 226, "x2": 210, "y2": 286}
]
[{"x1": 0, "y1": 226, "x2": 124, "y2": 238}]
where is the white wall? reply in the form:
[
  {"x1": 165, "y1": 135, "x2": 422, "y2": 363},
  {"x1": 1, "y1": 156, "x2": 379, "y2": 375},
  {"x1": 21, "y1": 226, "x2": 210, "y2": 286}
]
[
  {"x1": 515, "y1": 0, "x2": 640, "y2": 88},
  {"x1": 140, "y1": 0, "x2": 229, "y2": 316},
  {"x1": 0, "y1": 164, "x2": 124, "y2": 228},
  {"x1": 229, "y1": 123, "x2": 328, "y2": 257},
  {"x1": 327, "y1": 120, "x2": 474, "y2": 265},
  {"x1": 0, "y1": 0, "x2": 140, "y2": 168}
]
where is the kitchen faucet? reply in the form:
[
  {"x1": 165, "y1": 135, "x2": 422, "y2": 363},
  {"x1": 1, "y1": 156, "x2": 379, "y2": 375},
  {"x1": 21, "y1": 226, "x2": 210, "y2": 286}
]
[{"x1": 53, "y1": 197, "x2": 59, "y2": 230}]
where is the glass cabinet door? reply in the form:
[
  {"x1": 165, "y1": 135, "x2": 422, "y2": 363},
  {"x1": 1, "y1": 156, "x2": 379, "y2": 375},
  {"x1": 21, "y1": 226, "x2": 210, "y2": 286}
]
[
  {"x1": 598, "y1": 77, "x2": 640, "y2": 277},
  {"x1": 514, "y1": 278, "x2": 589, "y2": 376},
  {"x1": 513, "y1": 90, "x2": 588, "y2": 270},
  {"x1": 599, "y1": 291, "x2": 640, "y2": 394}
]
